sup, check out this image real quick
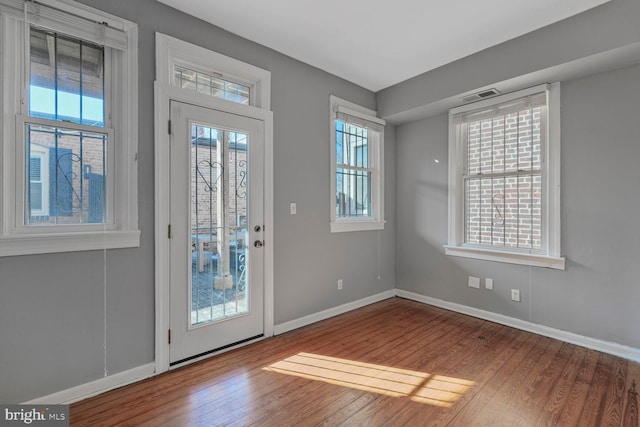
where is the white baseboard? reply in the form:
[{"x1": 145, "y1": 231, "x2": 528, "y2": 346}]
[
  {"x1": 274, "y1": 289, "x2": 396, "y2": 335},
  {"x1": 396, "y1": 289, "x2": 640, "y2": 363},
  {"x1": 24, "y1": 363, "x2": 156, "y2": 405}
]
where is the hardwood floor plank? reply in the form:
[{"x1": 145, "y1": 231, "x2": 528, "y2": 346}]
[
  {"x1": 533, "y1": 345, "x2": 587, "y2": 426},
  {"x1": 445, "y1": 331, "x2": 549, "y2": 426},
  {"x1": 332, "y1": 316, "x2": 490, "y2": 424},
  {"x1": 361, "y1": 321, "x2": 511, "y2": 426},
  {"x1": 69, "y1": 297, "x2": 640, "y2": 427},
  {"x1": 600, "y1": 358, "x2": 628, "y2": 427},
  {"x1": 400, "y1": 325, "x2": 523, "y2": 427},
  {"x1": 149, "y1": 300, "x2": 456, "y2": 423},
  {"x1": 227, "y1": 303, "x2": 464, "y2": 426},
  {"x1": 578, "y1": 353, "x2": 617, "y2": 426},
  {"x1": 556, "y1": 348, "x2": 601, "y2": 426},
  {"x1": 72, "y1": 299, "x2": 394, "y2": 425}
]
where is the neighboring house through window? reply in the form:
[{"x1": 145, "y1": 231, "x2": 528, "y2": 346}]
[
  {"x1": 28, "y1": 144, "x2": 49, "y2": 217},
  {"x1": 330, "y1": 95, "x2": 385, "y2": 233},
  {"x1": 0, "y1": 0, "x2": 139, "y2": 256},
  {"x1": 445, "y1": 84, "x2": 565, "y2": 269}
]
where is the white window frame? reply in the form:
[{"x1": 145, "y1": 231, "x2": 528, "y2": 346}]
[
  {"x1": 445, "y1": 83, "x2": 565, "y2": 270},
  {"x1": 155, "y1": 33, "x2": 270, "y2": 110},
  {"x1": 0, "y1": 0, "x2": 139, "y2": 256},
  {"x1": 329, "y1": 95, "x2": 385, "y2": 233}
]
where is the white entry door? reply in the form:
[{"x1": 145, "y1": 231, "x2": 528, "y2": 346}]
[{"x1": 169, "y1": 101, "x2": 264, "y2": 365}]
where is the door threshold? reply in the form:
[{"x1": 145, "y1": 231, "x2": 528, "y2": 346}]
[{"x1": 170, "y1": 334, "x2": 264, "y2": 368}]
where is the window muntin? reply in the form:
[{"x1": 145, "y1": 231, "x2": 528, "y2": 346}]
[
  {"x1": 174, "y1": 65, "x2": 250, "y2": 105},
  {"x1": 329, "y1": 95, "x2": 385, "y2": 233}
]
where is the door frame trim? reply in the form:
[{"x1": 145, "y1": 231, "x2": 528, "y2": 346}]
[{"x1": 153, "y1": 82, "x2": 274, "y2": 373}]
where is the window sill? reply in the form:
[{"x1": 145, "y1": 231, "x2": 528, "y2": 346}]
[
  {"x1": 444, "y1": 245, "x2": 566, "y2": 270},
  {"x1": 330, "y1": 220, "x2": 384, "y2": 233},
  {"x1": 0, "y1": 230, "x2": 141, "y2": 257}
]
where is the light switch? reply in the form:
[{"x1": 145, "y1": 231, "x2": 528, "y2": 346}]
[
  {"x1": 485, "y1": 278, "x2": 493, "y2": 290},
  {"x1": 290, "y1": 202, "x2": 297, "y2": 215}
]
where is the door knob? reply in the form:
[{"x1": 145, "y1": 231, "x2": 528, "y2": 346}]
[{"x1": 254, "y1": 240, "x2": 264, "y2": 248}]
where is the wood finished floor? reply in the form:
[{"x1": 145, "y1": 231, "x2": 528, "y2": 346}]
[{"x1": 71, "y1": 298, "x2": 640, "y2": 426}]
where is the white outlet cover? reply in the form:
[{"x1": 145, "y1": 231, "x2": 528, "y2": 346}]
[
  {"x1": 511, "y1": 289, "x2": 521, "y2": 301},
  {"x1": 468, "y1": 276, "x2": 480, "y2": 288}
]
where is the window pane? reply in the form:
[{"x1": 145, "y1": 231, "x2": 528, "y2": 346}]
[
  {"x1": 465, "y1": 174, "x2": 541, "y2": 250},
  {"x1": 466, "y1": 122, "x2": 481, "y2": 175},
  {"x1": 26, "y1": 123, "x2": 108, "y2": 225},
  {"x1": 465, "y1": 178, "x2": 481, "y2": 244},
  {"x1": 56, "y1": 36, "x2": 81, "y2": 121},
  {"x1": 29, "y1": 28, "x2": 105, "y2": 126},
  {"x1": 480, "y1": 120, "x2": 492, "y2": 175},
  {"x1": 81, "y1": 43, "x2": 105, "y2": 126},
  {"x1": 29, "y1": 29, "x2": 56, "y2": 119},
  {"x1": 30, "y1": 183, "x2": 43, "y2": 211},
  {"x1": 336, "y1": 121, "x2": 369, "y2": 168},
  {"x1": 504, "y1": 112, "x2": 519, "y2": 173},
  {"x1": 336, "y1": 168, "x2": 371, "y2": 218},
  {"x1": 174, "y1": 66, "x2": 196, "y2": 91},
  {"x1": 491, "y1": 116, "x2": 505, "y2": 174},
  {"x1": 174, "y1": 65, "x2": 250, "y2": 105}
]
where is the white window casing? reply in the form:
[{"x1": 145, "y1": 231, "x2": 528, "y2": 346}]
[
  {"x1": 0, "y1": 0, "x2": 139, "y2": 256},
  {"x1": 155, "y1": 33, "x2": 270, "y2": 110},
  {"x1": 445, "y1": 83, "x2": 565, "y2": 270},
  {"x1": 330, "y1": 95, "x2": 385, "y2": 233}
]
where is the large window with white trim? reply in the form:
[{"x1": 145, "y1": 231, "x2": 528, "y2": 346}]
[
  {"x1": 330, "y1": 95, "x2": 385, "y2": 233},
  {"x1": 445, "y1": 84, "x2": 565, "y2": 269},
  {"x1": 0, "y1": 0, "x2": 139, "y2": 256}
]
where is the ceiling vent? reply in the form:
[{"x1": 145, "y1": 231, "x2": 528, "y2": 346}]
[{"x1": 462, "y1": 88, "x2": 500, "y2": 103}]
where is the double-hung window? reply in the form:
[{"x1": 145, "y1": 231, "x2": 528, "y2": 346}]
[
  {"x1": 330, "y1": 95, "x2": 385, "y2": 233},
  {"x1": 0, "y1": 0, "x2": 139, "y2": 256},
  {"x1": 445, "y1": 84, "x2": 565, "y2": 269}
]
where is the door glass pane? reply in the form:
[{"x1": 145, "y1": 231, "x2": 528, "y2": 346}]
[{"x1": 191, "y1": 123, "x2": 249, "y2": 326}]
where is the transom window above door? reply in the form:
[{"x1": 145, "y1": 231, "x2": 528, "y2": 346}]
[{"x1": 174, "y1": 65, "x2": 250, "y2": 105}]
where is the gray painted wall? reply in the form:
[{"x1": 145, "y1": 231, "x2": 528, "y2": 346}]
[
  {"x1": 0, "y1": 0, "x2": 395, "y2": 403},
  {"x1": 395, "y1": 63, "x2": 640, "y2": 349}
]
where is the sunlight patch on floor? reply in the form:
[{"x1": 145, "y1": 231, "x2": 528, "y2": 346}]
[{"x1": 263, "y1": 352, "x2": 474, "y2": 407}]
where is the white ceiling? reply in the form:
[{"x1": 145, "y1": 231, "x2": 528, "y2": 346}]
[{"x1": 157, "y1": 0, "x2": 609, "y2": 92}]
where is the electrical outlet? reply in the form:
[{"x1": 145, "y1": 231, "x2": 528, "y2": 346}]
[
  {"x1": 338, "y1": 279, "x2": 343, "y2": 290},
  {"x1": 468, "y1": 276, "x2": 480, "y2": 288},
  {"x1": 485, "y1": 278, "x2": 493, "y2": 290},
  {"x1": 511, "y1": 289, "x2": 521, "y2": 302}
]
